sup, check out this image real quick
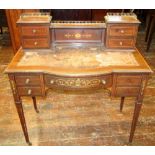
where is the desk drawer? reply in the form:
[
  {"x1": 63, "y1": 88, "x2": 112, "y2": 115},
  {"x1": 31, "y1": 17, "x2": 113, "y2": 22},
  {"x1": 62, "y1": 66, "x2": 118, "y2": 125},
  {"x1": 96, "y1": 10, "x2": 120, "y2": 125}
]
[
  {"x1": 107, "y1": 38, "x2": 134, "y2": 48},
  {"x1": 115, "y1": 86, "x2": 140, "y2": 97},
  {"x1": 21, "y1": 26, "x2": 49, "y2": 37},
  {"x1": 44, "y1": 75, "x2": 112, "y2": 90},
  {"x1": 22, "y1": 38, "x2": 50, "y2": 48},
  {"x1": 109, "y1": 25, "x2": 137, "y2": 37},
  {"x1": 17, "y1": 86, "x2": 42, "y2": 96},
  {"x1": 15, "y1": 75, "x2": 41, "y2": 86},
  {"x1": 116, "y1": 75, "x2": 142, "y2": 86}
]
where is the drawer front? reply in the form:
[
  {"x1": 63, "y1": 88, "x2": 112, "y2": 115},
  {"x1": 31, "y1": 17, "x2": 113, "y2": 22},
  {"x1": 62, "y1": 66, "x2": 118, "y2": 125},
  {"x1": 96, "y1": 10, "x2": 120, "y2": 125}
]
[
  {"x1": 116, "y1": 75, "x2": 142, "y2": 86},
  {"x1": 108, "y1": 25, "x2": 137, "y2": 37},
  {"x1": 54, "y1": 28, "x2": 103, "y2": 42},
  {"x1": 15, "y1": 75, "x2": 41, "y2": 86},
  {"x1": 115, "y1": 87, "x2": 140, "y2": 97},
  {"x1": 107, "y1": 38, "x2": 135, "y2": 48},
  {"x1": 44, "y1": 75, "x2": 112, "y2": 90},
  {"x1": 21, "y1": 26, "x2": 49, "y2": 37},
  {"x1": 17, "y1": 86, "x2": 42, "y2": 96},
  {"x1": 22, "y1": 38, "x2": 49, "y2": 48}
]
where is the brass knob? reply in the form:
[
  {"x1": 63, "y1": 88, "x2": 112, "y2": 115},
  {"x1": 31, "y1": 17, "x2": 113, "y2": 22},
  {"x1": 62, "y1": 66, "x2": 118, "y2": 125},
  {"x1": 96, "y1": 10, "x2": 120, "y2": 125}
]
[
  {"x1": 50, "y1": 80, "x2": 54, "y2": 84},
  {"x1": 32, "y1": 29, "x2": 36, "y2": 33},
  {"x1": 102, "y1": 80, "x2": 106, "y2": 84},
  {"x1": 120, "y1": 30, "x2": 124, "y2": 33},
  {"x1": 34, "y1": 41, "x2": 38, "y2": 46},
  {"x1": 28, "y1": 89, "x2": 32, "y2": 95},
  {"x1": 119, "y1": 41, "x2": 123, "y2": 46},
  {"x1": 25, "y1": 78, "x2": 30, "y2": 84}
]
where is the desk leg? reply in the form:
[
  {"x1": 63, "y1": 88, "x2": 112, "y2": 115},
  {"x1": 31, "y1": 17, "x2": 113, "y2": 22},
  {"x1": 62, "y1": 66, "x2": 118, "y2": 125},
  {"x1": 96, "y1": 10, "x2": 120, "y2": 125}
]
[
  {"x1": 120, "y1": 97, "x2": 125, "y2": 112},
  {"x1": 129, "y1": 100, "x2": 142, "y2": 143},
  {"x1": 9, "y1": 74, "x2": 31, "y2": 145},
  {"x1": 32, "y1": 96, "x2": 39, "y2": 113},
  {"x1": 15, "y1": 101, "x2": 32, "y2": 145},
  {"x1": 129, "y1": 76, "x2": 148, "y2": 143}
]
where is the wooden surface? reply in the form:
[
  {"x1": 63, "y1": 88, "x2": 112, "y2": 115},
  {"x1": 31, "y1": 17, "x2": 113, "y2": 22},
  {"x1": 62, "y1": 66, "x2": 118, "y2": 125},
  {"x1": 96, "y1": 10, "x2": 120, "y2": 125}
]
[
  {"x1": 5, "y1": 48, "x2": 152, "y2": 75},
  {"x1": 4, "y1": 13, "x2": 153, "y2": 145},
  {"x1": 1, "y1": 29, "x2": 155, "y2": 145}
]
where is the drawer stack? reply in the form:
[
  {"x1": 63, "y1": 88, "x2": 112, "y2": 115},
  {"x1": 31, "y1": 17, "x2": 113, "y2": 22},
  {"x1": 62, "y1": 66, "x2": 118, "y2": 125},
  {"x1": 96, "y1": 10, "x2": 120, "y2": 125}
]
[
  {"x1": 112, "y1": 74, "x2": 142, "y2": 97},
  {"x1": 14, "y1": 74, "x2": 44, "y2": 96},
  {"x1": 20, "y1": 25, "x2": 50, "y2": 49},
  {"x1": 105, "y1": 13, "x2": 140, "y2": 49},
  {"x1": 17, "y1": 13, "x2": 51, "y2": 49}
]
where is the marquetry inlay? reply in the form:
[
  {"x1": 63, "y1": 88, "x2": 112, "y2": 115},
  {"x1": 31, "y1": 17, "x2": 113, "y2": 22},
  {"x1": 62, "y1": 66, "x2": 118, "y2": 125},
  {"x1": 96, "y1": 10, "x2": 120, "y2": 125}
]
[
  {"x1": 64, "y1": 33, "x2": 92, "y2": 39},
  {"x1": 55, "y1": 78, "x2": 101, "y2": 88}
]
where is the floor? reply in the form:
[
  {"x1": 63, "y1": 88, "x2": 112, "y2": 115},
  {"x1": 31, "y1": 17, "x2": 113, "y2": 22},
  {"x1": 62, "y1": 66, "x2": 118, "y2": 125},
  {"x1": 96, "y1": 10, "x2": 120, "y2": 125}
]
[{"x1": 0, "y1": 30, "x2": 155, "y2": 146}]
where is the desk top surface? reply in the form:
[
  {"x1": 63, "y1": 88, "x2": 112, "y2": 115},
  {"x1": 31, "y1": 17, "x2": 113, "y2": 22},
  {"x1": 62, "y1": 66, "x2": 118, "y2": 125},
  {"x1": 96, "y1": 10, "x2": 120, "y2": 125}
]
[{"x1": 5, "y1": 47, "x2": 152, "y2": 76}]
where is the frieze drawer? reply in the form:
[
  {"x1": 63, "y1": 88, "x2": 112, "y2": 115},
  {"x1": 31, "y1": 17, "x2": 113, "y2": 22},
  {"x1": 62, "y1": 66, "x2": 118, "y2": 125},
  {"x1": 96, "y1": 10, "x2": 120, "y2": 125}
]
[
  {"x1": 108, "y1": 25, "x2": 137, "y2": 37},
  {"x1": 15, "y1": 75, "x2": 41, "y2": 86},
  {"x1": 107, "y1": 38, "x2": 135, "y2": 48},
  {"x1": 116, "y1": 75, "x2": 142, "y2": 86},
  {"x1": 44, "y1": 75, "x2": 112, "y2": 90},
  {"x1": 115, "y1": 86, "x2": 140, "y2": 97},
  {"x1": 22, "y1": 38, "x2": 50, "y2": 48},
  {"x1": 17, "y1": 86, "x2": 42, "y2": 96},
  {"x1": 21, "y1": 26, "x2": 49, "y2": 37},
  {"x1": 54, "y1": 28, "x2": 103, "y2": 42}
]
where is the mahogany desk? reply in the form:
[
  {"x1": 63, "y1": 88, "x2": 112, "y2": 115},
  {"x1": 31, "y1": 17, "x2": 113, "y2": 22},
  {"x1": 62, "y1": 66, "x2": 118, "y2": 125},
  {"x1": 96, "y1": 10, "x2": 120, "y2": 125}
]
[{"x1": 5, "y1": 13, "x2": 152, "y2": 145}]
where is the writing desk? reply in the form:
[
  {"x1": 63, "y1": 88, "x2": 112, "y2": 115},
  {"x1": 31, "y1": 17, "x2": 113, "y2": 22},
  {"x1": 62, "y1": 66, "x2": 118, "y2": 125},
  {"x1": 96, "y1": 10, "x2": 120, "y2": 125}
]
[{"x1": 5, "y1": 13, "x2": 152, "y2": 145}]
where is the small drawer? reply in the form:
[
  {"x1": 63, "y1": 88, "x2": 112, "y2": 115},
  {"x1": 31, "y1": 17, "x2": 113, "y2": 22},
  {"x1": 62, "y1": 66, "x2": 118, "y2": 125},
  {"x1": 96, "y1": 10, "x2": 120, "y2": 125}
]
[
  {"x1": 22, "y1": 38, "x2": 50, "y2": 48},
  {"x1": 21, "y1": 26, "x2": 49, "y2": 37},
  {"x1": 15, "y1": 75, "x2": 41, "y2": 86},
  {"x1": 44, "y1": 75, "x2": 112, "y2": 90},
  {"x1": 115, "y1": 86, "x2": 140, "y2": 97},
  {"x1": 107, "y1": 38, "x2": 135, "y2": 48},
  {"x1": 108, "y1": 25, "x2": 137, "y2": 37},
  {"x1": 17, "y1": 86, "x2": 42, "y2": 96},
  {"x1": 116, "y1": 75, "x2": 142, "y2": 86}
]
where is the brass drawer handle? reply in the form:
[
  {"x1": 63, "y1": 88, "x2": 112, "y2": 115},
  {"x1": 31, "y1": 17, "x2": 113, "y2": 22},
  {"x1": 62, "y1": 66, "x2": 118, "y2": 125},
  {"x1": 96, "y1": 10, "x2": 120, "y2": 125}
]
[
  {"x1": 119, "y1": 41, "x2": 123, "y2": 46},
  {"x1": 34, "y1": 41, "x2": 38, "y2": 46},
  {"x1": 101, "y1": 80, "x2": 106, "y2": 84},
  {"x1": 28, "y1": 89, "x2": 32, "y2": 95},
  {"x1": 50, "y1": 80, "x2": 54, "y2": 84},
  {"x1": 25, "y1": 78, "x2": 30, "y2": 84},
  {"x1": 120, "y1": 30, "x2": 124, "y2": 33},
  {"x1": 32, "y1": 29, "x2": 37, "y2": 33}
]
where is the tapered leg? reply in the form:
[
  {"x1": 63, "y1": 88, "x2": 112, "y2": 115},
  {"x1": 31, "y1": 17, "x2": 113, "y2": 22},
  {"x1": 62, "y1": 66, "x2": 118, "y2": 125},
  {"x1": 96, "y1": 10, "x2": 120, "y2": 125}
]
[
  {"x1": 32, "y1": 96, "x2": 39, "y2": 113},
  {"x1": 145, "y1": 14, "x2": 152, "y2": 42},
  {"x1": 8, "y1": 74, "x2": 31, "y2": 145},
  {"x1": 146, "y1": 17, "x2": 155, "y2": 51},
  {"x1": 120, "y1": 97, "x2": 125, "y2": 112},
  {"x1": 129, "y1": 101, "x2": 142, "y2": 143},
  {"x1": 15, "y1": 101, "x2": 32, "y2": 145}
]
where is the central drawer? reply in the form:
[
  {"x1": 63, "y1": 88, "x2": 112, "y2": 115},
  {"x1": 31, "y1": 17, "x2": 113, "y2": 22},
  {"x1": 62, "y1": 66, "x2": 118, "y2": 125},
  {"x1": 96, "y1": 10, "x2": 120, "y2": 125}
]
[
  {"x1": 44, "y1": 74, "x2": 112, "y2": 90},
  {"x1": 54, "y1": 28, "x2": 103, "y2": 42}
]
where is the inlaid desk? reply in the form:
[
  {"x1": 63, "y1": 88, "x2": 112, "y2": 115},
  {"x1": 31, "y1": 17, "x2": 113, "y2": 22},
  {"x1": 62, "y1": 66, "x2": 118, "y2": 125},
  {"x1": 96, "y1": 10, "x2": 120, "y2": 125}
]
[{"x1": 5, "y1": 12, "x2": 152, "y2": 145}]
